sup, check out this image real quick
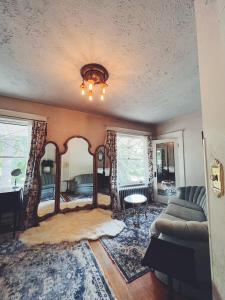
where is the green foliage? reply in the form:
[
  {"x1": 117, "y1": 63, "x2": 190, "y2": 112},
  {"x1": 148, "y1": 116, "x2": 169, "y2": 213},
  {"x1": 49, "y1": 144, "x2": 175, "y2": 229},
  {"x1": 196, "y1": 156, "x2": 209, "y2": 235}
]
[{"x1": 0, "y1": 123, "x2": 30, "y2": 187}]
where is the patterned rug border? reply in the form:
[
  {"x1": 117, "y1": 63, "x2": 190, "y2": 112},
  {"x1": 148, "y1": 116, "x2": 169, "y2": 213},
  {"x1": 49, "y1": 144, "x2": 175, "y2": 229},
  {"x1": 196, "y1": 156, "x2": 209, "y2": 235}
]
[
  {"x1": 100, "y1": 238, "x2": 150, "y2": 283},
  {"x1": 100, "y1": 203, "x2": 166, "y2": 283},
  {"x1": 83, "y1": 241, "x2": 116, "y2": 299}
]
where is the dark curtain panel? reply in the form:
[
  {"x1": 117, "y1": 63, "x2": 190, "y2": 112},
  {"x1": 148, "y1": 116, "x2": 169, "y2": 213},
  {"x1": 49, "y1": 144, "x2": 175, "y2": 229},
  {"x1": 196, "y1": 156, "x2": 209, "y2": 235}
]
[
  {"x1": 105, "y1": 130, "x2": 121, "y2": 215},
  {"x1": 147, "y1": 135, "x2": 154, "y2": 202},
  {"x1": 22, "y1": 120, "x2": 47, "y2": 229}
]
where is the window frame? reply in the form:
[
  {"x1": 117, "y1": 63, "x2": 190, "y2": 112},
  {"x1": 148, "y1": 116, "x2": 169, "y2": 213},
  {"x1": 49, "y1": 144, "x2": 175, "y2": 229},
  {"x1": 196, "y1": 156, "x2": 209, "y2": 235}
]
[
  {"x1": 0, "y1": 117, "x2": 32, "y2": 188},
  {"x1": 117, "y1": 132, "x2": 149, "y2": 188}
]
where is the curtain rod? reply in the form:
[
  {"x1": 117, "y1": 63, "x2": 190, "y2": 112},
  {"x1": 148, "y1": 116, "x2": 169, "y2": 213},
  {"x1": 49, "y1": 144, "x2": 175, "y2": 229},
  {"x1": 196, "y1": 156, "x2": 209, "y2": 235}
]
[
  {"x1": 106, "y1": 127, "x2": 151, "y2": 136},
  {"x1": 0, "y1": 109, "x2": 47, "y2": 122}
]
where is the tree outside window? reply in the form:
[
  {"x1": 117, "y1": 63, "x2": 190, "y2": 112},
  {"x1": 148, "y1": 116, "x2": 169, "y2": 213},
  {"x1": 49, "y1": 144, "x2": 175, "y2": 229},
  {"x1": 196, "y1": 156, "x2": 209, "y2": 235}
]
[
  {"x1": 117, "y1": 133, "x2": 148, "y2": 187},
  {"x1": 0, "y1": 120, "x2": 31, "y2": 189}
]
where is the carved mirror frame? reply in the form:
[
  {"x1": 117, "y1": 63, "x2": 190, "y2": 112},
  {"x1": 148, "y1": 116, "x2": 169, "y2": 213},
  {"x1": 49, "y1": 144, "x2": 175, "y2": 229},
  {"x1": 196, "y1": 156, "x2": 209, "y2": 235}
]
[
  {"x1": 59, "y1": 135, "x2": 96, "y2": 213},
  {"x1": 94, "y1": 145, "x2": 112, "y2": 209},
  {"x1": 37, "y1": 141, "x2": 60, "y2": 221}
]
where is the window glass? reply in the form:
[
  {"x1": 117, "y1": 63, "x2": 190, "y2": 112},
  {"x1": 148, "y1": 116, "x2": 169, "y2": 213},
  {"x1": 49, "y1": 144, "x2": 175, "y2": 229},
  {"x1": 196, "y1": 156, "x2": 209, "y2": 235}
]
[
  {"x1": 117, "y1": 133, "x2": 148, "y2": 187},
  {"x1": 0, "y1": 119, "x2": 31, "y2": 189}
]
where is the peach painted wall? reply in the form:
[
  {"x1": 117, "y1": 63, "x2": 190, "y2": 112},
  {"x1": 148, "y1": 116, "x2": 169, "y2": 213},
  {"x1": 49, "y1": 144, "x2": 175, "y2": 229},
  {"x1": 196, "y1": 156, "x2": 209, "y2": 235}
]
[{"x1": 0, "y1": 95, "x2": 153, "y2": 153}]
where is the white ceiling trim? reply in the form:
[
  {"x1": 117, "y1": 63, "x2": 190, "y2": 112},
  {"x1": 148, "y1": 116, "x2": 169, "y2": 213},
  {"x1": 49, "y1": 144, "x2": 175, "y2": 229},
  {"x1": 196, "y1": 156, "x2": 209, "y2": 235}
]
[
  {"x1": 0, "y1": 109, "x2": 47, "y2": 122},
  {"x1": 107, "y1": 127, "x2": 151, "y2": 136}
]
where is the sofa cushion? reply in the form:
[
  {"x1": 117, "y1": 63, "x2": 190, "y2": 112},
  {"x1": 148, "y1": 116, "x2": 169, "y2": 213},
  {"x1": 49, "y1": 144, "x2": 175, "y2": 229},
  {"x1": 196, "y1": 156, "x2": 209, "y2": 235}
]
[
  {"x1": 165, "y1": 203, "x2": 206, "y2": 222},
  {"x1": 75, "y1": 174, "x2": 93, "y2": 184},
  {"x1": 150, "y1": 212, "x2": 184, "y2": 236},
  {"x1": 155, "y1": 219, "x2": 209, "y2": 241},
  {"x1": 41, "y1": 174, "x2": 55, "y2": 186},
  {"x1": 169, "y1": 198, "x2": 202, "y2": 212}
]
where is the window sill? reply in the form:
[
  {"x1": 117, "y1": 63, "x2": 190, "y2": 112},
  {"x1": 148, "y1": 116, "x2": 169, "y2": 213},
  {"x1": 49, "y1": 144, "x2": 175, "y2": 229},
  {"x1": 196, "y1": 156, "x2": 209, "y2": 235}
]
[{"x1": 119, "y1": 183, "x2": 148, "y2": 189}]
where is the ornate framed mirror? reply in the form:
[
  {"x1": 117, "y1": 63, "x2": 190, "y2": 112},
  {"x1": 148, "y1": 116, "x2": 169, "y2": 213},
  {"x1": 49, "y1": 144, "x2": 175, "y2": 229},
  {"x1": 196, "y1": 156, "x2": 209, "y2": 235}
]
[
  {"x1": 59, "y1": 136, "x2": 94, "y2": 212},
  {"x1": 95, "y1": 145, "x2": 112, "y2": 208},
  {"x1": 37, "y1": 142, "x2": 60, "y2": 220}
]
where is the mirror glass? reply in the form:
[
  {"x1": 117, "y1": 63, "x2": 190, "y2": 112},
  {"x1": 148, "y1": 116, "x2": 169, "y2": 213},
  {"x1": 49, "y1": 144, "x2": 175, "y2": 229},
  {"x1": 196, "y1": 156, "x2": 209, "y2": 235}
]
[
  {"x1": 96, "y1": 146, "x2": 111, "y2": 206},
  {"x1": 38, "y1": 143, "x2": 57, "y2": 217},
  {"x1": 156, "y1": 142, "x2": 176, "y2": 201},
  {"x1": 60, "y1": 137, "x2": 93, "y2": 210}
]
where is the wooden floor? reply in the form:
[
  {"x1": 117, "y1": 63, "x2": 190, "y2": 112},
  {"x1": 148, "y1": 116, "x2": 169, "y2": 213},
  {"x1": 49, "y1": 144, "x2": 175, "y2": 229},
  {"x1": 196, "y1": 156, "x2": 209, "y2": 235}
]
[{"x1": 90, "y1": 240, "x2": 185, "y2": 300}]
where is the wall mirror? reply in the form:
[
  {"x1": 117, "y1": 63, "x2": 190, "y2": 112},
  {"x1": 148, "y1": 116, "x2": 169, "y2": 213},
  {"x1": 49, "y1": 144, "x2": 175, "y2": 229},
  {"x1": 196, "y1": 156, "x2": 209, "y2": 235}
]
[
  {"x1": 38, "y1": 142, "x2": 59, "y2": 219},
  {"x1": 60, "y1": 137, "x2": 94, "y2": 212},
  {"x1": 95, "y1": 145, "x2": 111, "y2": 208}
]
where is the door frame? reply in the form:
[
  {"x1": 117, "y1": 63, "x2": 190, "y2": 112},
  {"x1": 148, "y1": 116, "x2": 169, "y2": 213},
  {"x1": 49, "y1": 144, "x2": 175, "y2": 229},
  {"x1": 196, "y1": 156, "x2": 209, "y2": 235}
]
[{"x1": 153, "y1": 130, "x2": 185, "y2": 203}]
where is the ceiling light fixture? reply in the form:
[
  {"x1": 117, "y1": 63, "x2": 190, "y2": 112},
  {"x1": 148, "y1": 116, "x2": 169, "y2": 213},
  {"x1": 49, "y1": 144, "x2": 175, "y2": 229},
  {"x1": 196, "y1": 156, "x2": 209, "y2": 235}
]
[{"x1": 80, "y1": 63, "x2": 109, "y2": 101}]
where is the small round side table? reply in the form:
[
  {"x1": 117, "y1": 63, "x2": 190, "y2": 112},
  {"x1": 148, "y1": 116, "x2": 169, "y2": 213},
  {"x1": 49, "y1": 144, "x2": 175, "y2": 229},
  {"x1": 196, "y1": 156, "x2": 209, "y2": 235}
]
[{"x1": 123, "y1": 194, "x2": 147, "y2": 228}]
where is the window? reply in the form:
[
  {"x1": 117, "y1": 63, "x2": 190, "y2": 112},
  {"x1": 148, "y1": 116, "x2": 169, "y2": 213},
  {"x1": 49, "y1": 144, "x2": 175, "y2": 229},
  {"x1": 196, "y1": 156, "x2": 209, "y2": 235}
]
[
  {"x1": 0, "y1": 118, "x2": 32, "y2": 189},
  {"x1": 117, "y1": 133, "x2": 149, "y2": 187}
]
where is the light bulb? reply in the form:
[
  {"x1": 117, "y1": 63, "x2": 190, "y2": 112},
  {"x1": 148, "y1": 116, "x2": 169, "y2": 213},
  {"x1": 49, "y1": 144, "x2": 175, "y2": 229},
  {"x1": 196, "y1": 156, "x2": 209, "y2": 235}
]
[
  {"x1": 88, "y1": 90, "x2": 93, "y2": 101},
  {"x1": 80, "y1": 82, "x2": 86, "y2": 96},
  {"x1": 100, "y1": 94, "x2": 104, "y2": 101},
  {"x1": 101, "y1": 83, "x2": 108, "y2": 95},
  {"x1": 88, "y1": 80, "x2": 94, "y2": 91}
]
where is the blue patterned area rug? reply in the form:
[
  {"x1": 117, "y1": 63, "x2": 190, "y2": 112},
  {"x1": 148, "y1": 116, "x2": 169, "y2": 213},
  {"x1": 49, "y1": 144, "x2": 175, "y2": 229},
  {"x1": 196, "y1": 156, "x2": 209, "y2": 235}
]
[
  {"x1": 101, "y1": 202, "x2": 166, "y2": 283},
  {"x1": 0, "y1": 239, "x2": 115, "y2": 300}
]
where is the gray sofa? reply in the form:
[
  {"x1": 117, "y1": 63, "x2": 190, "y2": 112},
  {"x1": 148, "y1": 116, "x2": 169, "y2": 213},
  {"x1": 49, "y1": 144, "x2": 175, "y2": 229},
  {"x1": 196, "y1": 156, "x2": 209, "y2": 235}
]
[
  {"x1": 69, "y1": 174, "x2": 93, "y2": 196},
  {"x1": 150, "y1": 186, "x2": 211, "y2": 300},
  {"x1": 40, "y1": 174, "x2": 55, "y2": 201}
]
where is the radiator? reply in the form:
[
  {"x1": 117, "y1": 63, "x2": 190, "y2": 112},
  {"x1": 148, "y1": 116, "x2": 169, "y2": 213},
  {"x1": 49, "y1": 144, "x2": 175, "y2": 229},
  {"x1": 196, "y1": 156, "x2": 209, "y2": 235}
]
[{"x1": 119, "y1": 185, "x2": 151, "y2": 203}]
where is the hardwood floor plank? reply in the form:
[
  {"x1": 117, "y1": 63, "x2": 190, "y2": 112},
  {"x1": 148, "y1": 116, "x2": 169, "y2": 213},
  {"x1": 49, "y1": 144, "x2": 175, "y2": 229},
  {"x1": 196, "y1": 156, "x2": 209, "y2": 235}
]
[{"x1": 90, "y1": 240, "x2": 185, "y2": 300}]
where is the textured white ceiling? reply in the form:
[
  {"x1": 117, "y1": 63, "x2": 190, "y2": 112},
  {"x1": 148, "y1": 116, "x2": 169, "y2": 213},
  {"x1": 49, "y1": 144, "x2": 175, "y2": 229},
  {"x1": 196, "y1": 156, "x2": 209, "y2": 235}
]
[{"x1": 0, "y1": 0, "x2": 201, "y2": 123}]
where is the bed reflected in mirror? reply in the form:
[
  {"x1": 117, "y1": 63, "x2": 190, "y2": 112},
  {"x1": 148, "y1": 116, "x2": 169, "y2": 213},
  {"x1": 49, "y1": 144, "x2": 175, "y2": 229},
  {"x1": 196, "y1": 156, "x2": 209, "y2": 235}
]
[
  {"x1": 38, "y1": 143, "x2": 57, "y2": 218},
  {"x1": 60, "y1": 137, "x2": 93, "y2": 211},
  {"x1": 96, "y1": 145, "x2": 111, "y2": 207}
]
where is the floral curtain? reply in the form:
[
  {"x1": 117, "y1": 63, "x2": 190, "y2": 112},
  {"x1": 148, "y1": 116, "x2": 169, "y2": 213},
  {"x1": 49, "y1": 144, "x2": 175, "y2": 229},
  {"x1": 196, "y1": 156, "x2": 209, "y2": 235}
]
[
  {"x1": 22, "y1": 120, "x2": 47, "y2": 229},
  {"x1": 105, "y1": 130, "x2": 121, "y2": 214},
  {"x1": 147, "y1": 135, "x2": 154, "y2": 202}
]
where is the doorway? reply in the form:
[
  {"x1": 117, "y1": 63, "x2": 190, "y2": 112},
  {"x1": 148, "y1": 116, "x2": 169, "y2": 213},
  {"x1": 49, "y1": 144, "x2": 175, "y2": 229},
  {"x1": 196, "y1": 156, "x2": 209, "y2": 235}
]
[{"x1": 153, "y1": 132, "x2": 185, "y2": 203}]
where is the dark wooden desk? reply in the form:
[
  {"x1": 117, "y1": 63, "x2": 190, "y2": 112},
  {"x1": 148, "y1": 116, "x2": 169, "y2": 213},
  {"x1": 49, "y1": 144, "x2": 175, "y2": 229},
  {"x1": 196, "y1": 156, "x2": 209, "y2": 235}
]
[{"x1": 0, "y1": 188, "x2": 23, "y2": 238}]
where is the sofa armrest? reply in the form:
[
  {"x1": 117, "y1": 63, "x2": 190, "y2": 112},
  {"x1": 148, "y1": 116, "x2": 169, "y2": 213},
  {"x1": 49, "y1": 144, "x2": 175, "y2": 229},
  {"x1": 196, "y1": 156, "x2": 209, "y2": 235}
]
[{"x1": 155, "y1": 219, "x2": 209, "y2": 242}]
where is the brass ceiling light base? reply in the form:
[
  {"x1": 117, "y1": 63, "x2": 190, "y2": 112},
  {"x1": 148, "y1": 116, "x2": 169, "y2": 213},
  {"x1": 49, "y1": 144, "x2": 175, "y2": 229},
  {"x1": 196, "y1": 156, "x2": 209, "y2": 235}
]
[
  {"x1": 80, "y1": 63, "x2": 109, "y2": 84},
  {"x1": 80, "y1": 63, "x2": 109, "y2": 101}
]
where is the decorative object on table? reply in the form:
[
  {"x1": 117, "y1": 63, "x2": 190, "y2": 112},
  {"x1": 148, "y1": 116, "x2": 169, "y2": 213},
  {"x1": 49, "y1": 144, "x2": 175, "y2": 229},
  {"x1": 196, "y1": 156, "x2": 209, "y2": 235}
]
[
  {"x1": 0, "y1": 241, "x2": 115, "y2": 300},
  {"x1": 41, "y1": 159, "x2": 54, "y2": 174},
  {"x1": 123, "y1": 194, "x2": 148, "y2": 228},
  {"x1": 142, "y1": 237, "x2": 197, "y2": 300},
  {"x1": 101, "y1": 203, "x2": 165, "y2": 282},
  {"x1": 210, "y1": 158, "x2": 224, "y2": 197},
  {"x1": 80, "y1": 63, "x2": 109, "y2": 101},
  {"x1": 11, "y1": 168, "x2": 22, "y2": 188}
]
